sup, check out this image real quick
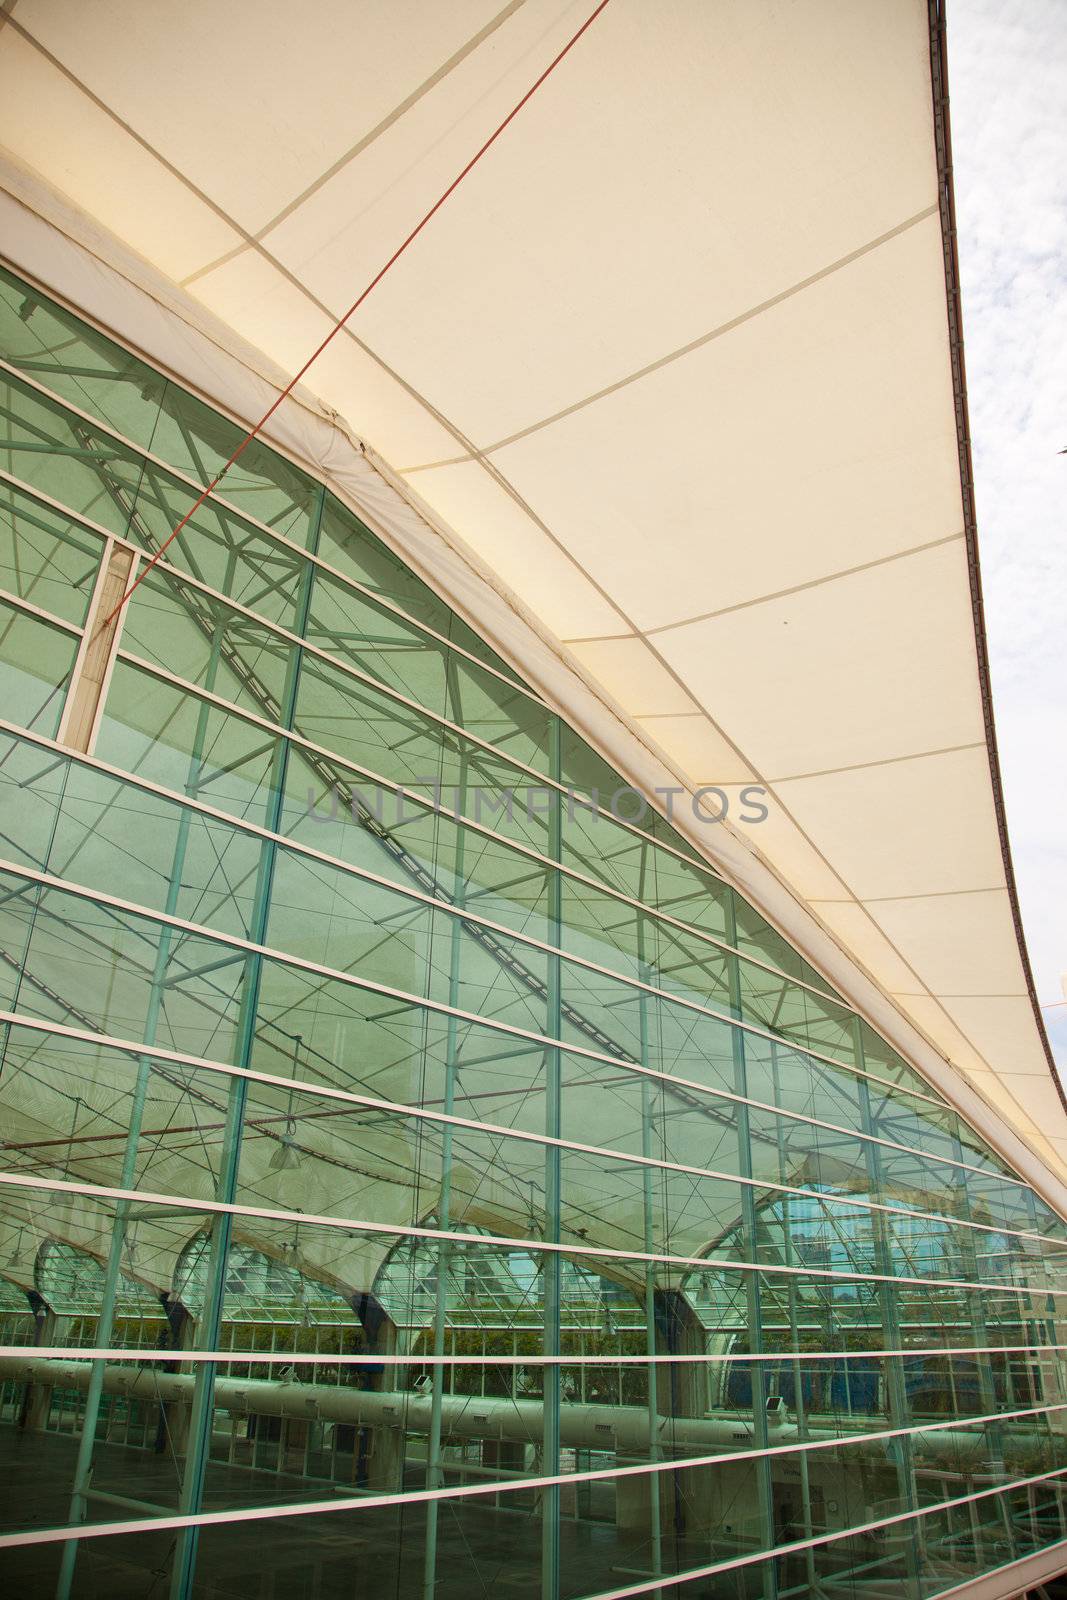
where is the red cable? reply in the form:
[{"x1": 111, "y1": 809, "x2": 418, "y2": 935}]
[{"x1": 102, "y1": 0, "x2": 615, "y2": 629}]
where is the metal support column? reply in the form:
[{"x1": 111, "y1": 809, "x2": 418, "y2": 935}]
[
  {"x1": 637, "y1": 1092, "x2": 666, "y2": 1588},
  {"x1": 422, "y1": 680, "x2": 468, "y2": 1600},
  {"x1": 724, "y1": 889, "x2": 777, "y2": 1600},
  {"x1": 1024, "y1": 1188, "x2": 1067, "y2": 1544},
  {"x1": 852, "y1": 1017, "x2": 923, "y2": 1598},
  {"x1": 636, "y1": 882, "x2": 663, "y2": 1596},
  {"x1": 167, "y1": 486, "x2": 324, "y2": 1600},
  {"x1": 949, "y1": 1124, "x2": 1014, "y2": 1557},
  {"x1": 541, "y1": 715, "x2": 563, "y2": 1600},
  {"x1": 56, "y1": 542, "x2": 238, "y2": 1600},
  {"x1": 769, "y1": 1042, "x2": 817, "y2": 1594}
]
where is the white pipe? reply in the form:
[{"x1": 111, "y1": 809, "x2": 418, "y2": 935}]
[
  {"x1": 1, "y1": 1357, "x2": 1049, "y2": 1466},
  {"x1": 0, "y1": 1356, "x2": 781, "y2": 1453}
]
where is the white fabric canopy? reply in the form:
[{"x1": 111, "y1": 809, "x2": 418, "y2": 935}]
[{"x1": 1, "y1": 0, "x2": 1064, "y2": 1193}]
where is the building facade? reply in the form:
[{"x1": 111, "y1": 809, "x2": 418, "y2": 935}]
[{"x1": 0, "y1": 264, "x2": 1066, "y2": 1599}]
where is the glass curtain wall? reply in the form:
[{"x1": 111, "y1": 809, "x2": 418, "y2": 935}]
[{"x1": 0, "y1": 264, "x2": 1065, "y2": 1600}]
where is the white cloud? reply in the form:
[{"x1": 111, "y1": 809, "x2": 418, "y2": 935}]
[{"x1": 949, "y1": 0, "x2": 1067, "y2": 1063}]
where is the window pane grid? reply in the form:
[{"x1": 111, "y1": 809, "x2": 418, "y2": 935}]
[{"x1": 1, "y1": 265, "x2": 1064, "y2": 1600}]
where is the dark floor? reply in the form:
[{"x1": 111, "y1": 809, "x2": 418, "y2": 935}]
[
  {"x1": 0, "y1": 1427, "x2": 1054, "y2": 1600},
  {"x1": 0, "y1": 1429, "x2": 679, "y2": 1600}
]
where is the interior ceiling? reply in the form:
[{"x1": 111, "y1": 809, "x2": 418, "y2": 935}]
[{"x1": 1, "y1": 0, "x2": 1064, "y2": 1177}]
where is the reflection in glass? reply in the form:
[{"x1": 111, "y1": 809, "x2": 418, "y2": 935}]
[{"x1": 0, "y1": 264, "x2": 1065, "y2": 1600}]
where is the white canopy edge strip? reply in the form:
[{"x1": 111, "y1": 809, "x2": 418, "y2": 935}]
[{"x1": 0, "y1": 151, "x2": 1063, "y2": 1223}]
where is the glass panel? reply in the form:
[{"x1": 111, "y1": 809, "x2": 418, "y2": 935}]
[
  {"x1": 120, "y1": 568, "x2": 294, "y2": 721},
  {"x1": 190, "y1": 1499, "x2": 545, "y2": 1599},
  {"x1": 0, "y1": 267, "x2": 317, "y2": 548},
  {"x1": 145, "y1": 384, "x2": 319, "y2": 548},
  {"x1": 0, "y1": 598, "x2": 79, "y2": 736},
  {"x1": 0, "y1": 729, "x2": 1052, "y2": 1237},
  {"x1": 316, "y1": 493, "x2": 525, "y2": 685},
  {"x1": 4, "y1": 1021, "x2": 1064, "y2": 1316},
  {"x1": 95, "y1": 658, "x2": 287, "y2": 830},
  {"x1": 0, "y1": 369, "x2": 310, "y2": 630},
  {"x1": 2, "y1": 264, "x2": 1066, "y2": 1600},
  {"x1": 306, "y1": 564, "x2": 548, "y2": 744},
  {"x1": 0, "y1": 478, "x2": 103, "y2": 625}
]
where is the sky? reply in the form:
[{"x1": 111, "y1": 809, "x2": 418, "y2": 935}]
[{"x1": 948, "y1": 0, "x2": 1067, "y2": 1068}]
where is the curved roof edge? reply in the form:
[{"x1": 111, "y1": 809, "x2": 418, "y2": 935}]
[
  {"x1": 927, "y1": 0, "x2": 1066, "y2": 1118},
  {"x1": 0, "y1": 153, "x2": 1065, "y2": 1225}
]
